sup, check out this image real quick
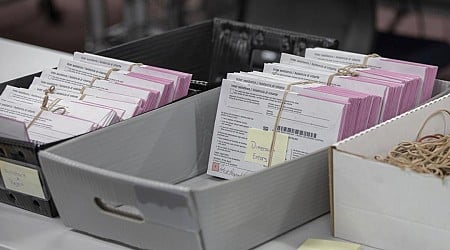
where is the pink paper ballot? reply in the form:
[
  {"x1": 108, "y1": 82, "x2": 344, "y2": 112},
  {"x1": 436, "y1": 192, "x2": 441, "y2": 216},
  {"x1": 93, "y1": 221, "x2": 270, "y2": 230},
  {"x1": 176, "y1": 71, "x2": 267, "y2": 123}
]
[
  {"x1": 355, "y1": 69, "x2": 421, "y2": 114},
  {"x1": 279, "y1": 54, "x2": 421, "y2": 116},
  {"x1": 126, "y1": 72, "x2": 175, "y2": 105},
  {"x1": 305, "y1": 48, "x2": 438, "y2": 105},
  {"x1": 227, "y1": 71, "x2": 379, "y2": 140},
  {"x1": 108, "y1": 71, "x2": 167, "y2": 108},
  {"x1": 73, "y1": 52, "x2": 192, "y2": 100},
  {"x1": 130, "y1": 66, "x2": 186, "y2": 100},
  {"x1": 310, "y1": 86, "x2": 381, "y2": 134},
  {"x1": 263, "y1": 63, "x2": 401, "y2": 123},
  {"x1": 140, "y1": 65, "x2": 192, "y2": 100}
]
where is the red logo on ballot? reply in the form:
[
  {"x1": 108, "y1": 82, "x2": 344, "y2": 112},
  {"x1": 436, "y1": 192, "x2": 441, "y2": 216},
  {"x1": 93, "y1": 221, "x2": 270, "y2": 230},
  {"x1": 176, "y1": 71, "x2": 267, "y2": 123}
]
[{"x1": 212, "y1": 162, "x2": 219, "y2": 172}]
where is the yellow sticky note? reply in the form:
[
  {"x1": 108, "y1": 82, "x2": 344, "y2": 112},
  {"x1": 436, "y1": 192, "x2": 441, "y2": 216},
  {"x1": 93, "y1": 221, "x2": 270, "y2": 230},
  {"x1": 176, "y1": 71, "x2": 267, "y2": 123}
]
[
  {"x1": 0, "y1": 160, "x2": 45, "y2": 199},
  {"x1": 244, "y1": 128, "x2": 288, "y2": 167},
  {"x1": 298, "y1": 239, "x2": 361, "y2": 250}
]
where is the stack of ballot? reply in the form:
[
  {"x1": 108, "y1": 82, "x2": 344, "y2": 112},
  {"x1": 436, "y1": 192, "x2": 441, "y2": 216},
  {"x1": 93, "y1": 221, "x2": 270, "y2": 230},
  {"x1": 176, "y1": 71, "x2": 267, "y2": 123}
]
[
  {"x1": 0, "y1": 53, "x2": 192, "y2": 144},
  {"x1": 207, "y1": 49, "x2": 437, "y2": 179},
  {"x1": 304, "y1": 47, "x2": 438, "y2": 105}
]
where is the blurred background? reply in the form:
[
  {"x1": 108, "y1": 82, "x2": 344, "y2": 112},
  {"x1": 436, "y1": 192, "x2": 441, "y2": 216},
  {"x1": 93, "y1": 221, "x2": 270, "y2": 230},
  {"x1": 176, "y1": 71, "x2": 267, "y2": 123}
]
[{"x1": 0, "y1": 0, "x2": 449, "y2": 79}]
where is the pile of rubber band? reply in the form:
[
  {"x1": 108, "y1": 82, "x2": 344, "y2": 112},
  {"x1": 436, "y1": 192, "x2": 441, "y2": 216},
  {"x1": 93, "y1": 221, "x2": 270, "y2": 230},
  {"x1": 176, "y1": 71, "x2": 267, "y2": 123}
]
[
  {"x1": 375, "y1": 133, "x2": 450, "y2": 178},
  {"x1": 375, "y1": 109, "x2": 450, "y2": 178}
]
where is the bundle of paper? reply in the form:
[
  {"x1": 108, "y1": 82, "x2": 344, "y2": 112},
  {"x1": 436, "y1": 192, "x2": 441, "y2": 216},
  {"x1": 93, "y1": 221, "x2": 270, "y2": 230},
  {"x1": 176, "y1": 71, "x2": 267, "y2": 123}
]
[
  {"x1": 263, "y1": 62, "x2": 406, "y2": 122},
  {"x1": 0, "y1": 100, "x2": 96, "y2": 144},
  {"x1": 207, "y1": 76, "x2": 350, "y2": 179},
  {"x1": 1, "y1": 86, "x2": 120, "y2": 127},
  {"x1": 304, "y1": 47, "x2": 438, "y2": 105},
  {"x1": 227, "y1": 72, "x2": 381, "y2": 136},
  {"x1": 207, "y1": 50, "x2": 438, "y2": 180},
  {"x1": 0, "y1": 53, "x2": 193, "y2": 144},
  {"x1": 58, "y1": 59, "x2": 172, "y2": 108},
  {"x1": 280, "y1": 53, "x2": 422, "y2": 114},
  {"x1": 31, "y1": 73, "x2": 152, "y2": 116},
  {"x1": 264, "y1": 63, "x2": 403, "y2": 122},
  {"x1": 73, "y1": 52, "x2": 191, "y2": 100}
]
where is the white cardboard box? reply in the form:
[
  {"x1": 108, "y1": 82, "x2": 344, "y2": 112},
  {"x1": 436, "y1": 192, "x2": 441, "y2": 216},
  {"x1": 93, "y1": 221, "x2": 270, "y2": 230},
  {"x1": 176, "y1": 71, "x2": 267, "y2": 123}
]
[{"x1": 330, "y1": 92, "x2": 450, "y2": 250}]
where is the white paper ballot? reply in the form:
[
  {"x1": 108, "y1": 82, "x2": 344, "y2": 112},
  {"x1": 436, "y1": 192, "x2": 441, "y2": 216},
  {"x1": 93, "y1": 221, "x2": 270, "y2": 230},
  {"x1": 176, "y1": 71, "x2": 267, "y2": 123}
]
[
  {"x1": 73, "y1": 52, "x2": 186, "y2": 100},
  {"x1": 58, "y1": 58, "x2": 111, "y2": 78},
  {"x1": 73, "y1": 52, "x2": 131, "y2": 70},
  {"x1": 280, "y1": 52, "x2": 343, "y2": 72},
  {"x1": 33, "y1": 76, "x2": 147, "y2": 107},
  {"x1": 207, "y1": 79, "x2": 346, "y2": 179},
  {"x1": 305, "y1": 47, "x2": 438, "y2": 105},
  {"x1": 226, "y1": 72, "x2": 380, "y2": 138},
  {"x1": 263, "y1": 62, "x2": 402, "y2": 122},
  {"x1": 0, "y1": 86, "x2": 119, "y2": 127},
  {"x1": 40, "y1": 68, "x2": 92, "y2": 87},
  {"x1": 0, "y1": 100, "x2": 95, "y2": 144},
  {"x1": 280, "y1": 53, "x2": 422, "y2": 115},
  {"x1": 86, "y1": 79, "x2": 158, "y2": 111},
  {"x1": 80, "y1": 87, "x2": 144, "y2": 114},
  {"x1": 58, "y1": 59, "x2": 168, "y2": 108},
  {"x1": 30, "y1": 78, "x2": 145, "y2": 117}
]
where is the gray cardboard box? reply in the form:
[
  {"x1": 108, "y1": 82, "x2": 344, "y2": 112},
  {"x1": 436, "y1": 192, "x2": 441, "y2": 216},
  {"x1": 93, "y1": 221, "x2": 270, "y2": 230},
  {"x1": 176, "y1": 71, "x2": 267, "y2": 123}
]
[
  {"x1": 38, "y1": 80, "x2": 450, "y2": 249},
  {"x1": 38, "y1": 87, "x2": 330, "y2": 250}
]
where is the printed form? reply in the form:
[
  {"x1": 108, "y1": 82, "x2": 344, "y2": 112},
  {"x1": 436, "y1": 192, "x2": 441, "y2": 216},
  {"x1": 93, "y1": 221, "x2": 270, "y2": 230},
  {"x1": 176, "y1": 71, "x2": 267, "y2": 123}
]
[{"x1": 207, "y1": 79, "x2": 345, "y2": 179}]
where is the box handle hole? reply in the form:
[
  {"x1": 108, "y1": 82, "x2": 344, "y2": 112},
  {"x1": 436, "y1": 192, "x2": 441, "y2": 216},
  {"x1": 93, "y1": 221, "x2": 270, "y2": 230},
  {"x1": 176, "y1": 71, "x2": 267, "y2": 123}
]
[{"x1": 94, "y1": 197, "x2": 144, "y2": 223}]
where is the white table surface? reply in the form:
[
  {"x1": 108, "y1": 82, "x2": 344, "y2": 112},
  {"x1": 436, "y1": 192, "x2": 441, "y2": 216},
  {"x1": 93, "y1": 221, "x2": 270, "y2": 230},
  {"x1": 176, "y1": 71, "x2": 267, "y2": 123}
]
[
  {"x1": 0, "y1": 201, "x2": 377, "y2": 250},
  {"x1": 0, "y1": 38, "x2": 71, "y2": 82},
  {"x1": 0, "y1": 37, "x2": 377, "y2": 250}
]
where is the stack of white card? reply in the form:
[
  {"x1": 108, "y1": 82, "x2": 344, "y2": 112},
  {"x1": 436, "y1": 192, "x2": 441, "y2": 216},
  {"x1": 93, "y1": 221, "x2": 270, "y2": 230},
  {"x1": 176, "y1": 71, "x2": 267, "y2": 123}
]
[
  {"x1": 207, "y1": 50, "x2": 438, "y2": 179},
  {"x1": 0, "y1": 53, "x2": 193, "y2": 144}
]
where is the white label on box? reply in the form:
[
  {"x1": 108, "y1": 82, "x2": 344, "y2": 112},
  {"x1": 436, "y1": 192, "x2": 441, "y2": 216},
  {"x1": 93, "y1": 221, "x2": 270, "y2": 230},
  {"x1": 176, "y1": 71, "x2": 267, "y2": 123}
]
[{"x1": 0, "y1": 160, "x2": 45, "y2": 199}]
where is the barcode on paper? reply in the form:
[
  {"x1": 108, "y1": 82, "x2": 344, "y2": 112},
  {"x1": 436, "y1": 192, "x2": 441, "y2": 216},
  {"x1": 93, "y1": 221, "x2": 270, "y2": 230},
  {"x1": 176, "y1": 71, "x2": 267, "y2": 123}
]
[{"x1": 277, "y1": 125, "x2": 317, "y2": 139}]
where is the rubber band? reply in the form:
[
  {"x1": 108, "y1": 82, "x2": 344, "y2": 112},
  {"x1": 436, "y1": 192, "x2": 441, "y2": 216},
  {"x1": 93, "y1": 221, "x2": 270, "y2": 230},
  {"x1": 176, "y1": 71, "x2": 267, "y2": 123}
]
[
  {"x1": 267, "y1": 80, "x2": 317, "y2": 167},
  {"x1": 80, "y1": 86, "x2": 87, "y2": 95},
  {"x1": 51, "y1": 106, "x2": 67, "y2": 115},
  {"x1": 105, "y1": 68, "x2": 120, "y2": 79},
  {"x1": 416, "y1": 109, "x2": 450, "y2": 141},
  {"x1": 40, "y1": 85, "x2": 55, "y2": 110},
  {"x1": 27, "y1": 86, "x2": 57, "y2": 129},
  {"x1": 128, "y1": 63, "x2": 143, "y2": 71},
  {"x1": 326, "y1": 68, "x2": 357, "y2": 86},
  {"x1": 362, "y1": 53, "x2": 380, "y2": 66},
  {"x1": 344, "y1": 64, "x2": 368, "y2": 70},
  {"x1": 375, "y1": 109, "x2": 450, "y2": 178},
  {"x1": 89, "y1": 76, "x2": 101, "y2": 87},
  {"x1": 26, "y1": 110, "x2": 44, "y2": 129},
  {"x1": 46, "y1": 98, "x2": 61, "y2": 111}
]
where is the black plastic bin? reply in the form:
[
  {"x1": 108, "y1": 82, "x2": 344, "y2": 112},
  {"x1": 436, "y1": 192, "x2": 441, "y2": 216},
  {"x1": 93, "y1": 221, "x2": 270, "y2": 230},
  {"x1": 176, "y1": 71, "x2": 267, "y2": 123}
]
[{"x1": 0, "y1": 18, "x2": 338, "y2": 217}]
